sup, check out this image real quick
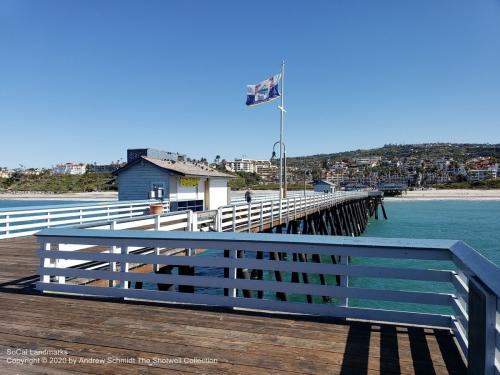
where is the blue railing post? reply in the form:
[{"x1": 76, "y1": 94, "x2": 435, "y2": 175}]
[{"x1": 467, "y1": 277, "x2": 497, "y2": 375}]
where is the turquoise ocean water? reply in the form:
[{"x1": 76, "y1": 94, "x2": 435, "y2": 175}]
[
  {"x1": 0, "y1": 200, "x2": 103, "y2": 209},
  {"x1": 349, "y1": 199, "x2": 500, "y2": 313},
  {"x1": 361, "y1": 199, "x2": 500, "y2": 265}
]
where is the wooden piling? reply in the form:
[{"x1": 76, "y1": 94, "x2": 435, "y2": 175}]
[
  {"x1": 236, "y1": 250, "x2": 252, "y2": 298},
  {"x1": 255, "y1": 251, "x2": 264, "y2": 299},
  {"x1": 156, "y1": 265, "x2": 175, "y2": 292},
  {"x1": 178, "y1": 265, "x2": 195, "y2": 293},
  {"x1": 381, "y1": 201, "x2": 388, "y2": 220},
  {"x1": 270, "y1": 251, "x2": 287, "y2": 301}
]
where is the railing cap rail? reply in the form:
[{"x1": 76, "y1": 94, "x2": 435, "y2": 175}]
[
  {"x1": 36, "y1": 227, "x2": 457, "y2": 250},
  {"x1": 0, "y1": 199, "x2": 161, "y2": 214}
]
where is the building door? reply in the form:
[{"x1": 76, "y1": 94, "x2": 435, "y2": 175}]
[{"x1": 204, "y1": 179, "x2": 210, "y2": 210}]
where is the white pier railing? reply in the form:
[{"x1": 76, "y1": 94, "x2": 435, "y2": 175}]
[
  {"x1": 217, "y1": 191, "x2": 368, "y2": 232},
  {"x1": 0, "y1": 200, "x2": 169, "y2": 239},
  {"x1": 0, "y1": 191, "x2": 368, "y2": 240},
  {"x1": 230, "y1": 190, "x2": 318, "y2": 203},
  {"x1": 35, "y1": 230, "x2": 499, "y2": 373}
]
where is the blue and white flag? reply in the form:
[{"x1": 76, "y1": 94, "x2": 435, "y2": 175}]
[{"x1": 246, "y1": 74, "x2": 281, "y2": 106}]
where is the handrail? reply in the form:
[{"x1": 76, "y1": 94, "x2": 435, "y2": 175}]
[
  {"x1": 35, "y1": 229, "x2": 500, "y2": 373},
  {"x1": 0, "y1": 200, "x2": 170, "y2": 239},
  {"x1": 0, "y1": 191, "x2": 369, "y2": 239},
  {"x1": 0, "y1": 199, "x2": 156, "y2": 214}
]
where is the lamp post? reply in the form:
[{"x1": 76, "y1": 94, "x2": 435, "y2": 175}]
[{"x1": 271, "y1": 141, "x2": 286, "y2": 198}]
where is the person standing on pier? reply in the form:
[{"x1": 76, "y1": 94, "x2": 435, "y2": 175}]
[{"x1": 245, "y1": 189, "x2": 252, "y2": 204}]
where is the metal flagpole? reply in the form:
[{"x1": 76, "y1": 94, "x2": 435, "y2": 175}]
[{"x1": 278, "y1": 60, "x2": 286, "y2": 199}]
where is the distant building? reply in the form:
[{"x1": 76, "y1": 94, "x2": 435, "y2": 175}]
[
  {"x1": 0, "y1": 168, "x2": 11, "y2": 179},
  {"x1": 224, "y1": 159, "x2": 268, "y2": 173},
  {"x1": 53, "y1": 163, "x2": 87, "y2": 175},
  {"x1": 433, "y1": 158, "x2": 451, "y2": 171},
  {"x1": 113, "y1": 156, "x2": 235, "y2": 211},
  {"x1": 22, "y1": 168, "x2": 43, "y2": 176},
  {"x1": 313, "y1": 180, "x2": 336, "y2": 193},
  {"x1": 354, "y1": 156, "x2": 382, "y2": 167},
  {"x1": 329, "y1": 173, "x2": 350, "y2": 186},
  {"x1": 466, "y1": 157, "x2": 496, "y2": 170},
  {"x1": 224, "y1": 158, "x2": 278, "y2": 183},
  {"x1": 127, "y1": 148, "x2": 185, "y2": 164},
  {"x1": 87, "y1": 162, "x2": 125, "y2": 174},
  {"x1": 467, "y1": 166, "x2": 498, "y2": 182}
]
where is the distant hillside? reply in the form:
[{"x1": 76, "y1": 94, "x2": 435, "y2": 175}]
[{"x1": 286, "y1": 143, "x2": 499, "y2": 169}]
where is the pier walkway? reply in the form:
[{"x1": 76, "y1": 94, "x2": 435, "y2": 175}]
[
  {"x1": 0, "y1": 191, "x2": 498, "y2": 374},
  {"x1": 0, "y1": 236, "x2": 466, "y2": 374}
]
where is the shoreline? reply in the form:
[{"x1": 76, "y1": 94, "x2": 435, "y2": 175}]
[
  {"x1": 1, "y1": 189, "x2": 499, "y2": 201},
  {"x1": 385, "y1": 189, "x2": 500, "y2": 201}
]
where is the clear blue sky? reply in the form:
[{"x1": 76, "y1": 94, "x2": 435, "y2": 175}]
[{"x1": 1, "y1": 0, "x2": 499, "y2": 168}]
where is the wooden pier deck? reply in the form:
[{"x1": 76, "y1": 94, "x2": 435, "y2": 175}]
[{"x1": 0, "y1": 236, "x2": 467, "y2": 374}]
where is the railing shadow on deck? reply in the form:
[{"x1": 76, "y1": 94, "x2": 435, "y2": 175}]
[{"x1": 0, "y1": 274, "x2": 40, "y2": 294}]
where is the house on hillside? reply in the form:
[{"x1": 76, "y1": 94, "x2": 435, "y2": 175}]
[{"x1": 113, "y1": 156, "x2": 235, "y2": 211}]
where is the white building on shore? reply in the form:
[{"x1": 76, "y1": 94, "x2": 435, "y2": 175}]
[
  {"x1": 467, "y1": 165, "x2": 498, "y2": 182},
  {"x1": 53, "y1": 163, "x2": 87, "y2": 175},
  {"x1": 224, "y1": 158, "x2": 277, "y2": 182},
  {"x1": 0, "y1": 168, "x2": 11, "y2": 179}
]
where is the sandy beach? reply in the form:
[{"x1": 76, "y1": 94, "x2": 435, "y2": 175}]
[
  {"x1": 0, "y1": 191, "x2": 118, "y2": 200},
  {"x1": 1, "y1": 189, "x2": 499, "y2": 201},
  {"x1": 386, "y1": 189, "x2": 500, "y2": 200}
]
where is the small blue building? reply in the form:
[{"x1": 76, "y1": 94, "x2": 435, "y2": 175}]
[
  {"x1": 313, "y1": 180, "x2": 336, "y2": 193},
  {"x1": 113, "y1": 156, "x2": 234, "y2": 211}
]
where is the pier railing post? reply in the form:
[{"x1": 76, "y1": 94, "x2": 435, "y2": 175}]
[
  {"x1": 279, "y1": 198, "x2": 283, "y2": 225},
  {"x1": 216, "y1": 207, "x2": 223, "y2": 232},
  {"x1": 121, "y1": 246, "x2": 129, "y2": 290},
  {"x1": 154, "y1": 215, "x2": 161, "y2": 270},
  {"x1": 259, "y1": 202, "x2": 264, "y2": 231},
  {"x1": 467, "y1": 277, "x2": 496, "y2": 375},
  {"x1": 294, "y1": 197, "x2": 297, "y2": 220},
  {"x1": 338, "y1": 255, "x2": 348, "y2": 307},
  {"x1": 286, "y1": 198, "x2": 290, "y2": 225},
  {"x1": 232, "y1": 205, "x2": 236, "y2": 232},
  {"x1": 5, "y1": 215, "x2": 9, "y2": 237},
  {"x1": 109, "y1": 220, "x2": 118, "y2": 286},
  {"x1": 186, "y1": 211, "x2": 195, "y2": 256},
  {"x1": 40, "y1": 241, "x2": 51, "y2": 283},
  {"x1": 270, "y1": 201, "x2": 274, "y2": 227},
  {"x1": 229, "y1": 249, "x2": 237, "y2": 298},
  {"x1": 56, "y1": 256, "x2": 65, "y2": 285},
  {"x1": 247, "y1": 203, "x2": 251, "y2": 232}
]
